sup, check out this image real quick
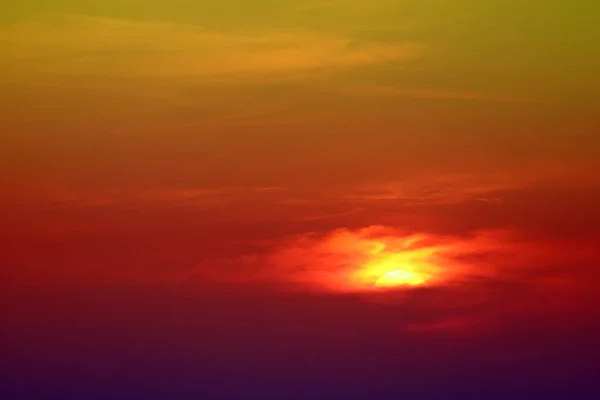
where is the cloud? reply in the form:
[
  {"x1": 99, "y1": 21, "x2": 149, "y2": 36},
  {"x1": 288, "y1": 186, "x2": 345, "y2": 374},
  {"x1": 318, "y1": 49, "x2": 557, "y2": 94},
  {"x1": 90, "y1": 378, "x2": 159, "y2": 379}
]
[
  {"x1": 197, "y1": 225, "x2": 564, "y2": 292},
  {"x1": 302, "y1": 206, "x2": 364, "y2": 221},
  {"x1": 344, "y1": 177, "x2": 519, "y2": 205},
  {"x1": 182, "y1": 223, "x2": 600, "y2": 339},
  {"x1": 0, "y1": 14, "x2": 422, "y2": 81},
  {"x1": 287, "y1": 0, "x2": 396, "y2": 18},
  {"x1": 405, "y1": 315, "x2": 488, "y2": 335},
  {"x1": 342, "y1": 162, "x2": 598, "y2": 205},
  {"x1": 340, "y1": 84, "x2": 535, "y2": 103},
  {"x1": 3, "y1": 185, "x2": 285, "y2": 208}
]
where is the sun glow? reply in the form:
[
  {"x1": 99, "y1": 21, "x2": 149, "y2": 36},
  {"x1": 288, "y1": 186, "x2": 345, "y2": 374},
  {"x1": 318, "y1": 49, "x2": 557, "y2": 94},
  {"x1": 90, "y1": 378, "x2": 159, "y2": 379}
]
[
  {"x1": 374, "y1": 269, "x2": 426, "y2": 287},
  {"x1": 262, "y1": 226, "x2": 475, "y2": 293},
  {"x1": 350, "y1": 240, "x2": 437, "y2": 290}
]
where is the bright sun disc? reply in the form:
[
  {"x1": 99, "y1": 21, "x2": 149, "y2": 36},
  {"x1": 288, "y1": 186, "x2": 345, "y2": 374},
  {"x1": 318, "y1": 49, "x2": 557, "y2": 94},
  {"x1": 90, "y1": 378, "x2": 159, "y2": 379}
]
[{"x1": 374, "y1": 269, "x2": 425, "y2": 288}]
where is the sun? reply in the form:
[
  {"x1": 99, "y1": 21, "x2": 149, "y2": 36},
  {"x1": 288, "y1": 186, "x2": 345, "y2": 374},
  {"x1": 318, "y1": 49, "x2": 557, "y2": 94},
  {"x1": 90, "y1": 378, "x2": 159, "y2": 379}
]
[
  {"x1": 374, "y1": 269, "x2": 425, "y2": 288},
  {"x1": 348, "y1": 239, "x2": 436, "y2": 291},
  {"x1": 277, "y1": 227, "x2": 453, "y2": 293},
  {"x1": 344, "y1": 237, "x2": 442, "y2": 291}
]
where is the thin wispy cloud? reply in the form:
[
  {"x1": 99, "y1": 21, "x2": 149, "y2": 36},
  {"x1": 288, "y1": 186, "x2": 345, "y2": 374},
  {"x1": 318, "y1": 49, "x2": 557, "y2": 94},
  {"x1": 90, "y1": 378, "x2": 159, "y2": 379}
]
[
  {"x1": 343, "y1": 165, "x2": 598, "y2": 205},
  {"x1": 0, "y1": 14, "x2": 423, "y2": 81},
  {"x1": 4, "y1": 185, "x2": 286, "y2": 207},
  {"x1": 340, "y1": 84, "x2": 536, "y2": 103},
  {"x1": 288, "y1": 0, "x2": 394, "y2": 16},
  {"x1": 302, "y1": 206, "x2": 364, "y2": 221}
]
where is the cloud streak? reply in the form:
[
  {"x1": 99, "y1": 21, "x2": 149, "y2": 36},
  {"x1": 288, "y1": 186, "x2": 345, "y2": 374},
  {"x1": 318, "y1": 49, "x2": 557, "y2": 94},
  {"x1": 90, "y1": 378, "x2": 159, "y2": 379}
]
[
  {"x1": 340, "y1": 84, "x2": 535, "y2": 103},
  {"x1": 0, "y1": 14, "x2": 422, "y2": 81}
]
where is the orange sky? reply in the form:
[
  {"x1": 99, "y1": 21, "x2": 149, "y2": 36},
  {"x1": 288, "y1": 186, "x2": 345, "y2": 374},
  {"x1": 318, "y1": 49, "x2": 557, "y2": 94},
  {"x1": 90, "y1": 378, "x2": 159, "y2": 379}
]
[{"x1": 1, "y1": 3, "x2": 600, "y2": 397}]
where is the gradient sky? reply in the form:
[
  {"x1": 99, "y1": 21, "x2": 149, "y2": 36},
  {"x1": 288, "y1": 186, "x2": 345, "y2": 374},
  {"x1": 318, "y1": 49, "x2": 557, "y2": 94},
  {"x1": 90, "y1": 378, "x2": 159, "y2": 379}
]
[{"x1": 2, "y1": 1, "x2": 600, "y2": 399}]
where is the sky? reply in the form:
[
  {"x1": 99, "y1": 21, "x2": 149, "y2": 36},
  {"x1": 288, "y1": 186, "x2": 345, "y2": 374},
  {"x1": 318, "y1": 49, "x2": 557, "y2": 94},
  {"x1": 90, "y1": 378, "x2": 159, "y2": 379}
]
[{"x1": 1, "y1": 1, "x2": 600, "y2": 399}]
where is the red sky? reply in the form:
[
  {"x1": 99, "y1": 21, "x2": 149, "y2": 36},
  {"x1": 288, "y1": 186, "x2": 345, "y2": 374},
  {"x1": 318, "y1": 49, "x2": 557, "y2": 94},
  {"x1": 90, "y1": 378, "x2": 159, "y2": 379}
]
[{"x1": 1, "y1": 2, "x2": 600, "y2": 399}]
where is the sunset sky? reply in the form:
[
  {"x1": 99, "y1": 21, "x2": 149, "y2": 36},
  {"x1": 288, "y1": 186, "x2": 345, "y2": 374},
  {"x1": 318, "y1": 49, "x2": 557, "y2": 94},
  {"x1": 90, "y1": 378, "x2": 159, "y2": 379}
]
[{"x1": 2, "y1": 1, "x2": 600, "y2": 399}]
